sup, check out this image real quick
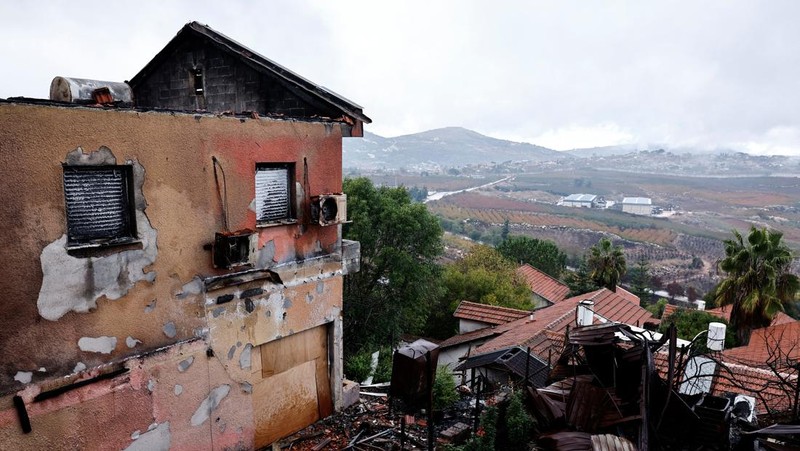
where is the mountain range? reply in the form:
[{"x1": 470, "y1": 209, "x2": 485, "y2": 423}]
[
  {"x1": 343, "y1": 127, "x2": 564, "y2": 170},
  {"x1": 342, "y1": 127, "x2": 800, "y2": 175}
]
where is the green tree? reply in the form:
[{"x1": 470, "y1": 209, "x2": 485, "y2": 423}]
[
  {"x1": 629, "y1": 256, "x2": 651, "y2": 307},
  {"x1": 659, "y1": 309, "x2": 736, "y2": 351},
  {"x1": 501, "y1": 219, "x2": 510, "y2": 242},
  {"x1": 342, "y1": 178, "x2": 443, "y2": 355},
  {"x1": 647, "y1": 298, "x2": 668, "y2": 319},
  {"x1": 428, "y1": 245, "x2": 532, "y2": 338},
  {"x1": 407, "y1": 185, "x2": 428, "y2": 203},
  {"x1": 496, "y1": 235, "x2": 567, "y2": 279},
  {"x1": 587, "y1": 238, "x2": 627, "y2": 292},
  {"x1": 443, "y1": 245, "x2": 532, "y2": 309},
  {"x1": 565, "y1": 255, "x2": 600, "y2": 297},
  {"x1": 715, "y1": 226, "x2": 800, "y2": 345}
]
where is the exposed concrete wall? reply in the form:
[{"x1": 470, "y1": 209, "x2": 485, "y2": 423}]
[{"x1": 0, "y1": 101, "x2": 353, "y2": 447}]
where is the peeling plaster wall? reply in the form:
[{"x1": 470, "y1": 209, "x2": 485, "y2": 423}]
[
  {"x1": 0, "y1": 340, "x2": 253, "y2": 451},
  {"x1": 0, "y1": 102, "x2": 352, "y2": 448}
]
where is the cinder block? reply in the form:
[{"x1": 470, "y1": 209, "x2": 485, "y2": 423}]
[{"x1": 342, "y1": 379, "x2": 360, "y2": 409}]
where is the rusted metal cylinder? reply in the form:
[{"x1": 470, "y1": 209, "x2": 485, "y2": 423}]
[{"x1": 49, "y1": 77, "x2": 133, "y2": 103}]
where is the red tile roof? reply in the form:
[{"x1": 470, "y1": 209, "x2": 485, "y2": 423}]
[
  {"x1": 438, "y1": 326, "x2": 501, "y2": 349},
  {"x1": 662, "y1": 303, "x2": 681, "y2": 319},
  {"x1": 707, "y1": 304, "x2": 795, "y2": 326},
  {"x1": 452, "y1": 301, "x2": 531, "y2": 326},
  {"x1": 722, "y1": 320, "x2": 800, "y2": 365},
  {"x1": 615, "y1": 286, "x2": 640, "y2": 305},
  {"x1": 652, "y1": 351, "x2": 794, "y2": 414},
  {"x1": 516, "y1": 264, "x2": 570, "y2": 304},
  {"x1": 476, "y1": 288, "x2": 659, "y2": 355},
  {"x1": 712, "y1": 360, "x2": 795, "y2": 414}
]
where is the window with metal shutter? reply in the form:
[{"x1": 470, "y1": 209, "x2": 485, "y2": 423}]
[
  {"x1": 255, "y1": 164, "x2": 295, "y2": 225},
  {"x1": 63, "y1": 165, "x2": 136, "y2": 246}
]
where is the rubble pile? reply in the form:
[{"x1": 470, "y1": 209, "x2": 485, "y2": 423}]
[{"x1": 271, "y1": 387, "x2": 495, "y2": 450}]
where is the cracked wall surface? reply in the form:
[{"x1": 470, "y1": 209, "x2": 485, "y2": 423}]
[{"x1": 0, "y1": 101, "x2": 351, "y2": 449}]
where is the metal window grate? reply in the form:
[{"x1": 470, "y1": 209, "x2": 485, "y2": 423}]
[
  {"x1": 255, "y1": 165, "x2": 292, "y2": 224},
  {"x1": 63, "y1": 166, "x2": 135, "y2": 245}
]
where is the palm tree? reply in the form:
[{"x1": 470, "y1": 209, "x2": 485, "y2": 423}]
[
  {"x1": 588, "y1": 237, "x2": 627, "y2": 292},
  {"x1": 715, "y1": 226, "x2": 800, "y2": 345}
]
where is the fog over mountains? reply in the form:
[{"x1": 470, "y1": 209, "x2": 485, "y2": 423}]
[{"x1": 343, "y1": 127, "x2": 800, "y2": 175}]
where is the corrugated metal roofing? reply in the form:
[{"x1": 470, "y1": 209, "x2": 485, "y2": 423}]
[
  {"x1": 452, "y1": 301, "x2": 530, "y2": 326},
  {"x1": 516, "y1": 264, "x2": 570, "y2": 304},
  {"x1": 564, "y1": 193, "x2": 598, "y2": 202},
  {"x1": 622, "y1": 197, "x2": 651, "y2": 205}
]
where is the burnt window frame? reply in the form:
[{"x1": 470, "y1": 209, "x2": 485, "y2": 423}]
[
  {"x1": 254, "y1": 162, "x2": 297, "y2": 227},
  {"x1": 62, "y1": 164, "x2": 138, "y2": 249}
]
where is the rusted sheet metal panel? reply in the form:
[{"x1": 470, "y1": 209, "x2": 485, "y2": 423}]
[
  {"x1": 590, "y1": 434, "x2": 637, "y2": 451},
  {"x1": 539, "y1": 431, "x2": 593, "y2": 451},
  {"x1": 566, "y1": 379, "x2": 608, "y2": 432},
  {"x1": 540, "y1": 431, "x2": 636, "y2": 451},
  {"x1": 568, "y1": 323, "x2": 620, "y2": 346}
]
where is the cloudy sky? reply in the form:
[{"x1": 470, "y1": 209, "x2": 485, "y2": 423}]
[{"x1": 2, "y1": 1, "x2": 799, "y2": 154}]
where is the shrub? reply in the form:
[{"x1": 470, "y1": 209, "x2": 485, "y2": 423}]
[
  {"x1": 506, "y1": 391, "x2": 535, "y2": 450},
  {"x1": 433, "y1": 367, "x2": 459, "y2": 410},
  {"x1": 344, "y1": 349, "x2": 372, "y2": 383},
  {"x1": 373, "y1": 347, "x2": 393, "y2": 383}
]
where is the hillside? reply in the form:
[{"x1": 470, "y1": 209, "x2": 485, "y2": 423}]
[{"x1": 343, "y1": 127, "x2": 564, "y2": 170}]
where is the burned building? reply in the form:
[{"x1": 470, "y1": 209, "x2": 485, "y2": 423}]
[{"x1": 0, "y1": 22, "x2": 368, "y2": 449}]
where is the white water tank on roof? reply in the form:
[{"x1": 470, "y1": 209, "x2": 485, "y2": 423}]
[
  {"x1": 577, "y1": 300, "x2": 594, "y2": 326},
  {"x1": 707, "y1": 322, "x2": 726, "y2": 351}
]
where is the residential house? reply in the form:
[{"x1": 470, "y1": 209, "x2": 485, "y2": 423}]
[
  {"x1": 707, "y1": 304, "x2": 796, "y2": 327},
  {"x1": 516, "y1": 264, "x2": 570, "y2": 309},
  {"x1": 0, "y1": 22, "x2": 368, "y2": 449},
  {"x1": 440, "y1": 288, "x2": 658, "y2": 384},
  {"x1": 658, "y1": 303, "x2": 799, "y2": 415},
  {"x1": 452, "y1": 300, "x2": 530, "y2": 333}
]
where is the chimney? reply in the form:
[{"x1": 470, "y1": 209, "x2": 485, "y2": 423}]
[
  {"x1": 577, "y1": 300, "x2": 595, "y2": 326},
  {"x1": 707, "y1": 322, "x2": 726, "y2": 351}
]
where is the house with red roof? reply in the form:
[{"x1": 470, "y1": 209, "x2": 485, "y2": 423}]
[
  {"x1": 516, "y1": 264, "x2": 570, "y2": 308},
  {"x1": 439, "y1": 288, "x2": 658, "y2": 381},
  {"x1": 707, "y1": 304, "x2": 796, "y2": 327},
  {"x1": 656, "y1": 303, "x2": 800, "y2": 415},
  {"x1": 452, "y1": 300, "x2": 531, "y2": 333}
]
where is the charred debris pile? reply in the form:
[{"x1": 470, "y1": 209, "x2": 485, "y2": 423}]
[{"x1": 274, "y1": 326, "x2": 800, "y2": 450}]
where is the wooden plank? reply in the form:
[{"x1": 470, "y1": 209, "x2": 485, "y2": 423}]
[
  {"x1": 261, "y1": 325, "x2": 327, "y2": 377},
  {"x1": 253, "y1": 360, "x2": 319, "y2": 448},
  {"x1": 316, "y1": 347, "x2": 333, "y2": 418}
]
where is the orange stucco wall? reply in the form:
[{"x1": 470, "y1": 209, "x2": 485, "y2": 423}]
[{"x1": 0, "y1": 101, "x2": 353, "y2": 448}]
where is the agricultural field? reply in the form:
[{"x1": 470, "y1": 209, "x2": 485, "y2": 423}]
[{"x1": 363, "y1": 169, "x2": 800, "y2": 295}]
